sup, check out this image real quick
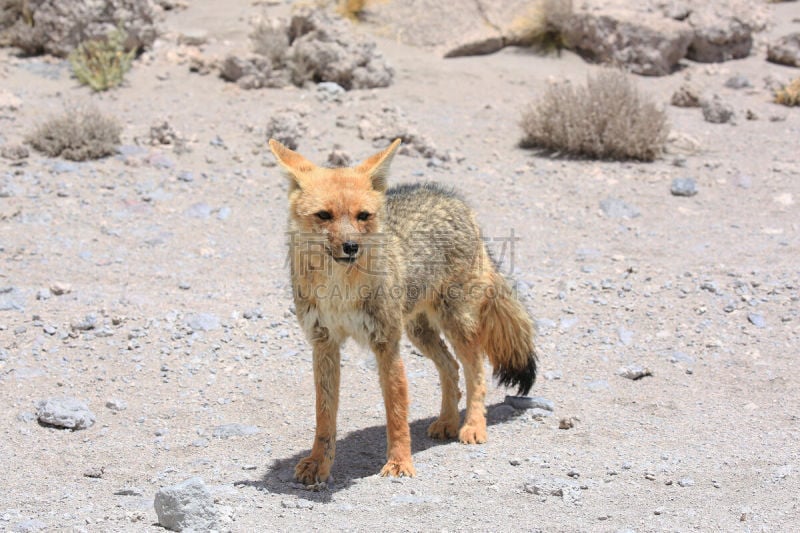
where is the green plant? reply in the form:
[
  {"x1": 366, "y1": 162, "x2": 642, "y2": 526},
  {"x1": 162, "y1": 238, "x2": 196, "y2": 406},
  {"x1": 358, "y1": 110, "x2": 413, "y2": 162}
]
[
  {"x1": 520, "y1": 69, "x2": 669, "y2": 162},
  {"x1": 68, "y1": 27, "x2": 135, "y2": 91},
  {"x1": 25, "y1": 106, "x2": 122, "y2": 160},
  {"x1": 774, "y1": 77, "x2": 800, "y2": 106}
]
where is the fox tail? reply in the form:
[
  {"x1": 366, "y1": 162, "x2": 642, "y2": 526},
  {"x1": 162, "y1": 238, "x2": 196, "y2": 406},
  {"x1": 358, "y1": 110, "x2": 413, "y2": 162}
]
[{"x1": 478, "y1": 269, "x2": 537, "y2": 396}]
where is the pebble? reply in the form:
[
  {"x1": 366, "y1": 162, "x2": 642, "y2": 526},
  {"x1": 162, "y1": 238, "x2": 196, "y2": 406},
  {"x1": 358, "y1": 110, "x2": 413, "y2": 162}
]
[
  {"x1": 617, "y1": 327, "x2": 634, "y2": 346},
  {"x1": 281, "y1": 499, "x2": 314, "y2": 509},
  {"x1": 154, "y1": 477, "x2": 218, "y2": 532},
  {"x1": 559, "y1": 417, "x2": 575, "y2": 430},
  {"x1": 186, "y1": 313, "x2": 220, "y2": 332},
  {"x1": 599, "y1": 197, "x2": 640, "y2": 219},
  {"x1": 671, "y1": 177, "x2": 698, "y2": 197},
  {"x1": 586, "y1": 379, "x2": 610, "y2": 392},
  {"x1": 114, "y1": 487, "x2": 144, "y2": 496},
  {"x1": 105, "y1": 399, "x2": 128, "y2": 411},
  {"x1": 70, "y1": 314, "x2": 97, "y2": 332},
  {"x1": 747, "y1": 313, "x2": 766, "y2": 328},
  {"x1": 36, "y1": 397, "x2": 96, "y2": 430},
  {"x1": 212, "y1": 423, "x2": 260, "y2": 439},
  {"x1": 677, "y1": 477, "x2": 694, "y2": 487},
  {"x1": 617, "y1": 365, "x2": 652, "y2": 380},
  {"x1": 217, "y1": 206, "x2": 232, "y2": 220},
  {"x1": 504, "y1": 395, "x2": 554, "y2": 411},
  {"x1": 724, "y1": 75, "x2": 751, "y2": 89},
  {"x1": 50, "y1": 282, "x2": 72, "y2": 295}
]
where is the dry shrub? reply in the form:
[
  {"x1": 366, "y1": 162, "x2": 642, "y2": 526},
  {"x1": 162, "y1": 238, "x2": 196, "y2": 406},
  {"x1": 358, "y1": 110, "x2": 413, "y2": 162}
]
[
  {"x1": 520, "y1": 69, "x2": 669, "y2": 161},
  {"x1": 26, "y1": 106, "x2": 122, "y2": 160},
  {"x1": 774, "y1": 77, "x2": 800, "y2": 106},
  {"x1": 511, "y1": 0, "x2": 572, "y2": 53},
  {"x1": 249, "y1": 15, "x2": 289, "y2": 66},
  {"x1": 69, "y1": 27, "x2": 135, "y2": 91}
]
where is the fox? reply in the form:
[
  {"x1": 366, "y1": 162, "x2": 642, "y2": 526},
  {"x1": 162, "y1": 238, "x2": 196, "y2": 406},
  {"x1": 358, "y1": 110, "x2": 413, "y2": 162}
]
[{"x1": 269, "y1": 137, "x2": 537, "y2": 485}]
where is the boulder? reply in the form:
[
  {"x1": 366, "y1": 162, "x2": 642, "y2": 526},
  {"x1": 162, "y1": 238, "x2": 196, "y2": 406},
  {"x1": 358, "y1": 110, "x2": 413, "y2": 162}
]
[
  {"x1": 686, "y1": 6, "x2": 752, "y2": 62},
  {"x1": 767, "y1": 32, "x2": 800, "y2": 68},
  {"x1": 561, "y1": 10, "x2": 693, "y2": 76},
  {"x1": 7, "y1": 0, "x2": 158, "y2": 57}
]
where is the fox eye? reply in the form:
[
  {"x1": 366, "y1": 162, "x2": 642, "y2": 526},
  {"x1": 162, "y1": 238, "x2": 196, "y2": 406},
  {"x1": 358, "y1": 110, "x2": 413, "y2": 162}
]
[
  {"x1": 356, "y1": 211, "x2": 371, "y2": 221},
  {"x1": 315, "y1": 210, "x2": 332, "y2": 221}
]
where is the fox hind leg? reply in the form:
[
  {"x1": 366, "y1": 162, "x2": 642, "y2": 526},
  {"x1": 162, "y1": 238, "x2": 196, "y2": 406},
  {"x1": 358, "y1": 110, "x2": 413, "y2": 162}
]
[
  {"x1": 451, "y1": 340, "x2": 487, "y2": 444},
  {"x1": 406, "y1": 314, "x2": 461, "y2": 440}
]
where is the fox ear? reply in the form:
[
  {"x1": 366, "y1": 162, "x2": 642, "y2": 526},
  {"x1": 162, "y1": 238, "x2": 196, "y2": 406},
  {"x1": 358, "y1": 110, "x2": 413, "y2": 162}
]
[
  {"x1": 356, "y1": 138, "x2": 401, "y2": 191},
  {"x1": 268, "y1": 139, "x2": 316, "y2": 191}
]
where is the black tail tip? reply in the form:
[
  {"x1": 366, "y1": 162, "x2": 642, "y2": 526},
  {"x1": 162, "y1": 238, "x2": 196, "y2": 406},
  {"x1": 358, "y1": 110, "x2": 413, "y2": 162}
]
[{"x1": 494, "y1": 353, "x2": 537, "y2": 396}]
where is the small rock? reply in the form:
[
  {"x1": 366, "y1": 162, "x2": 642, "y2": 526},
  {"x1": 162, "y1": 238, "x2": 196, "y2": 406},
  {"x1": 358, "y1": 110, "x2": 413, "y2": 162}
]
[
  {"x1": 154, "y1": 477, "x2": 218, "y2": 532},
  {"x1": 617, "y1": 327, "x2": 634, "y2": 346},
  {"x1": 702, "y1": 95, "x2": 734, "y2": 124},
  {"x1": 50, "y1": 282, "x2": 72, "y2": 296},
  {"x1": 327, "y1": 149, "x2": 352, "y2": 167},
  {"x1": 677, "y1": 477, "x2": 695, "y2": 487},
  {"x1": 724, "y1": 75, "x2": 751, "y2": 89},
  {"x1": 0, "y1": 143, "x2": 29, "y2": 162},
  {"x1": 186, "y1": 313, "x2": 220, "y2": 332},
  {"x1": 114, "y1": 487, "x2": 144, "y2": 496},
  {"x1": 600, "y1": 197, "x2": 640, "y2": 219},
  {"x1": 489, "y1": 404, "x2": 517, "y2": 421},
  {"x1": 558, "y1": 417, "x2": 575, "y2": 430},
  {"x1": 70, "y1": 314, "x2": 97, "y2": 332},
  {"x1": 767, "y1": 32, "x2": 800, "y2": 67},
  {"x1": 671, "y1": 84, "x2": 702, "y2": 108},
  {"x1": 504, "y1": 396, "x2": 554, "y2": 411},
  {"x1": 747, "y1": 313, "x2": 766, "y2": 328},
  {"x1": 36, "y1": 397, "x2": 96, "y2": 430},
  {"x1": 212, "y1": 423, "x2": 260, "y2": 439},
  {"x1": 671, "y1": 177, "x2": 698, "y2": 197},
  {"x1": 83, "y1": 466, "x2": 104, "y2": 478},
  {"x1": 617, "y1": 365, "x2": 653, "y2": 380},
  {"x1": 105, "y1": 399, "x2": 128, "y2": 412}
]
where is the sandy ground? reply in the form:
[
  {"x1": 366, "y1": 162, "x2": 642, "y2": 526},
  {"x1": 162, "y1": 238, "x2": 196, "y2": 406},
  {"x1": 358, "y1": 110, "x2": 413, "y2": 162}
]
[{"x1": 1, "y1": 1, "x2": 799, "y2": 531}]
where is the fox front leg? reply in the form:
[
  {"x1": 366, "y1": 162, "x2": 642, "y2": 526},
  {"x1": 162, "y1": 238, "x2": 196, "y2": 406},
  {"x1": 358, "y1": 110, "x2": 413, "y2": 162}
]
[{"x1": 294, "y1": 339, "x2": 341, "y2": 486}]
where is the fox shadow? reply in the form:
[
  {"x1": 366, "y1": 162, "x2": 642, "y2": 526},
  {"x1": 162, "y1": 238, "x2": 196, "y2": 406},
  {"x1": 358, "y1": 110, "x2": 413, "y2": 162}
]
[{"x1": 235, "y1": 402, "x2": 519, "y2": 501}]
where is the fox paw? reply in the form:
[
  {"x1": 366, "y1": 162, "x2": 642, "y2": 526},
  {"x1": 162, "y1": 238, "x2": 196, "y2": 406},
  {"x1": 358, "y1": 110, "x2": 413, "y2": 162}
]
[
  {"x1": 458, "y1": 423, "x2": 487, "y2": 444},
  {"x1": 427, "y1": 418, "x2": 459, "y2": 440},
  {"x1": 294, "y1": 456, "x2": 330, "y2": 486},
  {"x1": 379, "y1": 459, "x2": 416, "y2": 478}
]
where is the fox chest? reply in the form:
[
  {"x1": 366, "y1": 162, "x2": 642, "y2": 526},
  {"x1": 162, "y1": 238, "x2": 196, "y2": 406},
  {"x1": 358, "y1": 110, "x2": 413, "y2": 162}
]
[{"x1": 300, "y1": 300, "x2": 378, "y2": 346}]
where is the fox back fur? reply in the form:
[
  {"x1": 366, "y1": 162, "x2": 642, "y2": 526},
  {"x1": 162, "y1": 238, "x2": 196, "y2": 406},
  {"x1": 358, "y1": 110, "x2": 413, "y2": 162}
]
[{"x1": 270, "y1": 138, "x2": 537, "y2": 485}]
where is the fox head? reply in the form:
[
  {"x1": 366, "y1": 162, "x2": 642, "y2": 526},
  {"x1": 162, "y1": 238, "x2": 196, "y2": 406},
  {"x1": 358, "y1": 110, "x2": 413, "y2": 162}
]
[{"x1": 269, "y1": 138, "x2": 401, "y2": 266}]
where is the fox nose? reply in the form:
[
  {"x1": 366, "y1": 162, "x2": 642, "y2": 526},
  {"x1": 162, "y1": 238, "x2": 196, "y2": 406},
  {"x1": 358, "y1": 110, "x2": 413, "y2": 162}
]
[{"x1": 342, "y1": 241, "x2": 359, "y2": 256}]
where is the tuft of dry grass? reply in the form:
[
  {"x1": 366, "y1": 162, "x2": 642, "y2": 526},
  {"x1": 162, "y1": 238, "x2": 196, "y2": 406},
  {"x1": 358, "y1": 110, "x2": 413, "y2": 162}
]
[
  {"x1": 520, "y1": 69, "x2": 669, "y2": 162},
  {"x1": 510, "y1": 0, "x2": 572, "y2": 54},
  {"x1": 337, "y1": 0, "x2": 366, "y2": 20},
  {"x1": 774, "y1": 77, "x2": 800, "y2": 106},
  {"x1": 25, "y1": 106, "x2": 122, "y2": 160},
  {"x1": 68, "y1": 27, "x2": 135, "y2": 91}
]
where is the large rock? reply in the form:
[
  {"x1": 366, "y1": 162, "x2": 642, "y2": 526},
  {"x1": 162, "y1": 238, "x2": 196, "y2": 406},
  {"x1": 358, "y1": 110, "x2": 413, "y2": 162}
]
[
  {"x1": 154, "y1": 477, "x2": 218, "y2": 532},
  {"x1": 36, "y1": 397, "x2": 95, "y2": 430},
  {"x1": 8, "y1": 0, "x2": 158, "y2": 57},
  {"x1": 287, "y1": 9, "x2": 393, "y2": 89},
  {"x1": 767, "y1": 32, "x2": 800, "y2": 68},
  {"x1": 685, "y1": 5, "x2": 752, "y2": 62},
  {"x1": 561, "y1": 10, "x2": 693, "y2": 76}
]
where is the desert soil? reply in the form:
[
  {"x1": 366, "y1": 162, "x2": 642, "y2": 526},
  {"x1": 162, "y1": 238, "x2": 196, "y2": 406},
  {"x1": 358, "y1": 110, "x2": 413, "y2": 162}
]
[{"x1": 1, "y1": 1, "x2": 799, "y2": 532}]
